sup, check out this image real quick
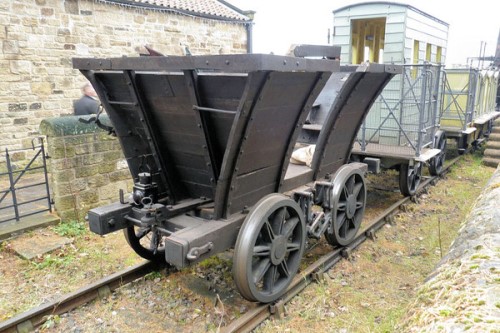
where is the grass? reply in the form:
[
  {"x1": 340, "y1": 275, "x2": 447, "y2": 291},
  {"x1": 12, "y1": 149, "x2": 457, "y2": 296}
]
[
  {"x1": 32, "y1": 253, "x2": 75, "y2": 269},
  {"x1": 0, "y1": 223, "x2": 142, "y2": 322},
  {"x1": 0, "y1": 151, "x2": 496, "y2": 330},
  {"x1": 54, "y1": 220, "x2": 87, "y2": 237},
  {"x1": 255, "y1": 152, "x2": 495, "y2": 333}
]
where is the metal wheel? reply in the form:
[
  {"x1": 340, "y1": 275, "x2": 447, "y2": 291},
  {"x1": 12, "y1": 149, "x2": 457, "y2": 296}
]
[
  {"x1": 399, "y1": 162, "x2": 422, "y2": 196},
  {"x1": 124, "y1": 225, "x2": 166, "y2": 262},
  {"x1": 324, "y1": 164, "x2": 366, "y2": 247},
  {"x1": 233, "y1": 194, "x2": 306, "y2": 303},
  {"x1": 429, "y1": 130, "x2": 447, "y2": 176}
]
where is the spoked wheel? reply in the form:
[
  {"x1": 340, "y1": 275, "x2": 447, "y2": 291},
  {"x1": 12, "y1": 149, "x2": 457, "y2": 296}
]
[
  {"x1": 233, "y1": 194, "x2": 306, "y2": 303},
  {"x1": 399, "y1": 162, "x2": 422, "y2": 196},
  {"x1": 429, "y1": 130, "x2": 447, "y2": 176},
  {"x1": 124, "y1": 225, "x2": 166, "y2": 262},
  {"x1": 324, "y1": 164, "x2": 366, "y2": 247}
]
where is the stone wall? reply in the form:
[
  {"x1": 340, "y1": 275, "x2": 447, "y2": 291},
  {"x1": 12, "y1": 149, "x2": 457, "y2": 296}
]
[
  {"x1": 0, "y1": 0, "x2": 249, "y2": 165},
  {"x1": 40, "y1": 115, "x2": 133, "y2": 221},
  {"x1": 402, "y1": 165, "x2": 500, "y2": 331}
]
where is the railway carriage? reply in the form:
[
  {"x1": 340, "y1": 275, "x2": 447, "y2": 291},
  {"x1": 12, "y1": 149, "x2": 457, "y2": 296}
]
[
  {"x1": 74, "y1": 46, "x2": 401, "y2": 302},
  {"x1": 440, "y1": 68, "x2": 500, "y2": 153},
  {"x1": 331, "y1": 2, "x2": 499, "y2": 195}
]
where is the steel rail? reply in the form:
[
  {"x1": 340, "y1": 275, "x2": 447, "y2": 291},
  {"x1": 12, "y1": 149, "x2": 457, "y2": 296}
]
[
  {"x1": 223, "y1": 156, "x2": 460, "y2": 333},
  {"x1": 0, "y1": 261, "x2": 160, "y2": 333}
]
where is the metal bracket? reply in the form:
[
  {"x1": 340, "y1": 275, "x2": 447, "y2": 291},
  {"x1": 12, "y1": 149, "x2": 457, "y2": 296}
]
[
  {"x1": 341, "y1": 247, "x2": 352, "y2": 259},
  {"x1": 365, "y1": 229, "x2": 376, "y2": 241},
  {"x1": 269, "y1": 300, "x2": 286, "y2": 320},
  {"x1": 314, "y1": 181, "x2": 334, "y2": 208},
  {"x1": 293, "y1": 190, "x2": 314, "y2": 223},
  {"x1": 98, "y1": 285, "x2": 111, "y2": 298},
  {"x1": 186, "y1": 242, "x2": 214, "y2": 261},
  {"x1": 312, "y1": 271, "x2": 325, "y2": 283},
  {"x1": 307, "y1": 211, "x2": 330, "y2": 239}
]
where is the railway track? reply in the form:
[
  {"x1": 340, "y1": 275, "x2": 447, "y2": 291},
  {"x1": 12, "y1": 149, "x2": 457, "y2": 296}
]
[
  {"x1": 0, "y1": 261, "x2": 161, "y2": 333},
  {"x1": 0, "y1": 157, "x2": 459, "y2": 333},
  {"x1": 223, "y1": 156, "x2": 460, "y2": 333}
]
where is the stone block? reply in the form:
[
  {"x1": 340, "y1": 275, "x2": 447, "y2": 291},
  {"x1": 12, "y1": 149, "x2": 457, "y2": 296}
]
[
  {"x1": 50, "y1": 158, "x2": 75, "y2": 170},
  {"x1": 78, "y1": 189, "x2": 99, "y2": 205},
  {"x1": 98, "y1": 162, "x2": 116, "y2": 174},
  {"x1": 43, "y1": 101, "x2": 61, "y2": 110},
  {"x1": 52, "y1": 182, "x2": 73, "y2": 197},
  {"x1": 83, "y1": 153, "x2": 105, "y2": 166},
  {"x1": 88, "y1": 174, "x2": 110, "y2": 188},
  {"x1": 14, "y1": 118, "x2": 28, "y2": 125},
  {"x1": 10, "y1": 234, "x2": 72, "y2": 260},
  {"x1": 3, "y1": 40, "x2": 19, "y2": 54},
  {"x1": 10, "y1": 151, "x2": 26, "y2": 161},
  {"x1": 10, "y1": 60, "x2": 31, "y2": 74},
  {"x1": 75, "y1": 165, "x2": 98, "y2": 178},
  {"x1": 54, "y1": 194, "x2": 77, "y2": 212},
  {"x1": 57, "y1": 28, "x2": 71, "y2": 36},
  {"x1": 109, "y1": 169, "x2": 131, "y2": 182},
  {"x1": 63, "y1": 135, "x2": 88, "y2": 146},
  {"x1": 98, "y1": 181, "x2": 128, "y2": 201},
  {"x1": 58, "y1": 210, "x2": 79, "y2": 222},
  {"x1": 8, "y1": 103, "x2": 27, "y2": 112},
  {"x1": 72, "y1": 178, "x2": 89, "y2": 192},
  {"x1": 31, "y1": 82, "x2": 52, "y2": 95},
  {"x1": 30, "y1": 103, "x2": 42, "y2": 110},
  {"x1": 98, "y1": 133, "x2": 118, "y2": 142},
  {"x1": 134, "y1": 15, "x2": 145, "y2": 24},
  {"x1": 102, "y1": 150, "x2": 122, "y2": 161},
  {"x1": 48, "y1": 137, "x2": 65, "y2": 149},
  {"x1": 116, "y1": 158, "x2": 128, "y2": 170},
  {"x1": 93, "y1": 141, "x2": 114, "y2": 152},
  {"x1": 53, "y1": 169, "x2": 75, "y2": 182},
  {"x1": 75, "y1": 144, "x2": 91, "y2": 155},
  {"x1": 64, "y1": 145, "x2": 75, "y2": 158},
  {"x1": 40, "y1": 8, "x2": 54, "y2": 16}
]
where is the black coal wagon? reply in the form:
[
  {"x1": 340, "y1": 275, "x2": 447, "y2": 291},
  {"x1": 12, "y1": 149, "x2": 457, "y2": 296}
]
[{"x1": 73, "y1": 47, "x2": 400, "y2": 302}]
